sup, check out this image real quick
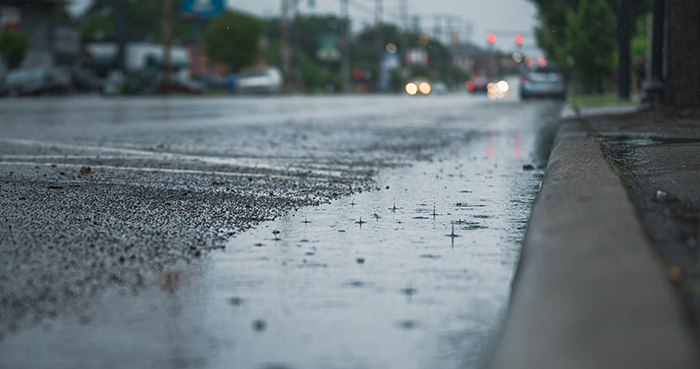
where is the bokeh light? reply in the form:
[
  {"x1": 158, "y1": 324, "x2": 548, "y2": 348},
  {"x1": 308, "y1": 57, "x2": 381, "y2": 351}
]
[
  {"x1": 487, "y1": 82, "x2": 496, "y2": 93},
  {"x1": 465, "y1": 80, "x2": 475, "y2": 91},
  {"x1": 514, "y1": 34, "x2": 523, "y2": 45},
  {"x1": 487, "y1": 33, "x2": 496, "y2": 43},
  {"x1": 537, "y1": 56, "x2": 547, "y2": 67},
  {"x1": 497, "y1": 80, "x2": 509, "y2": 93},
  {"x1": 385, "y1": 43, "x2": 397, "y2": 54},
  {"x1": 512, "y1": 52, "x2": 522, "y2": 63},
  {"x1": 524, "y1": 57, "x2": 534, "y2": 67},
  {"x1": 352, "y1": 68, "x2": 363, "y2": 79},
  {"x1": 419, "y1": 82, "x2": 431, "y2": 94},
  {"x1": 405, "y1": 83, "x2": 418, "y2": 95}
]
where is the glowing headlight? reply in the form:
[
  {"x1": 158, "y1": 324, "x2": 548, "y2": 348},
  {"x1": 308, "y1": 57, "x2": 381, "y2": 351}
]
[
  {"x1": 497, "y1": 80, "x2": 509, "y2": 93},
  {"x1": 405, "y1": 83, "x2": 418, "y2": 95},
  {"x1": 419, "y1": 82, "x2": 431, "y2": 94}
]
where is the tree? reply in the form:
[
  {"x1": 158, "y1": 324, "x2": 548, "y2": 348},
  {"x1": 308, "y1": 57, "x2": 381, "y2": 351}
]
[
  {"x1": 80, "y1": 0, "x2": 191, "y2": 42},
  {"x1": 531, "y1": 0, "x2": 578, "y2": 70},
  {"x1": 528, "y1": 0, "x2": 651, "y2": 74},
  {"x1": 202, "y1": 11, "x2": 263, "y2": 72},
  {"x1": 0, "y1": 30, "x2": 28, "y2": 70},
  {"x1": 564, "y1": 0, "x2": 616, "y2": 91}
]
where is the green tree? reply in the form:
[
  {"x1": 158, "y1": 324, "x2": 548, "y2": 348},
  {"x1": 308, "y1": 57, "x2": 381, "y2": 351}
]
[
  {"x1": 80, "y1": 0, "x2": 191, "y2": 42},
  {"x1": 202, "y1": 11, "x2": 263, "y2": 72},
  {"x1": 0, "y1": 30, "x2": 28, "y2": 70},
  {"x1": 528, "y1": 0, "x2": 651, "y2": 73},
  {"x1": 564, "y1": 0, "x2": 616, "y2": 91}
]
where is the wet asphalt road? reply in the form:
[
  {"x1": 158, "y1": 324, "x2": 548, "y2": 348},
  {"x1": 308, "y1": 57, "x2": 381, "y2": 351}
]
[{"x1": 0, "y1": 89, "x2": 561, "y2": 368}]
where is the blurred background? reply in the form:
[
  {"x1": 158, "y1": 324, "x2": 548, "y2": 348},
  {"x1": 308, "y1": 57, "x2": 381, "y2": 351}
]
[{"x1": 0, "y1": 0, "x2": 656, "y2": 99}]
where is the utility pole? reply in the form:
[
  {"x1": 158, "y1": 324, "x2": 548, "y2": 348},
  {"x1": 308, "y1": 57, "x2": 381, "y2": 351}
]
[
  {"x1": 281, "y1": 0, "x2": 290, "y2": 91},
  {"x1": 115, "y1": 0, "x2": 128, "y2": 73},
  {"x1": 192, "y1": 20, "x2": 202, "y2": 76},
  {"x1": 161, "y1": 0, "x2": 172, "y2": 94},
  {"x1": 340, "y1": 0, "x2": 350, "y2": 93},
  {"x1": 399, "y1": 0, "x2": 408, "y2": 30},
  {"x1": 399, "y1": 0, "x2": 408, "y2": 67},
  {"x1": 292, "y1": 0, "x2": 301, "y2": 87},
  {"x1": 617, "y1": 0, "x2": 633, "y2": 99},
  {"x1": 464, "y1": 21, "x2": 473, "y2": 44},
  {"x1": 445, "y1": 16, "x2": 453, "y2": 44},
  {"x1": 411, "y1": 15, "x2": 421, "y2": 34},
  {"x1": 433, "y1": 14, "x2": 442, "y2": 44},
  {"x1": 375, "y1": 0, "x2": 383, "y2": 90},
  {"x1": 642, "y1": 0, "x2": 665, "y2": 104}
]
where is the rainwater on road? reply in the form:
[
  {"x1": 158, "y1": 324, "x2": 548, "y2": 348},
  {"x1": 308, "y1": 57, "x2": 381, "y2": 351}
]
[{"x1": 0, "y1": 89, "x2": 561, "y2": 369}]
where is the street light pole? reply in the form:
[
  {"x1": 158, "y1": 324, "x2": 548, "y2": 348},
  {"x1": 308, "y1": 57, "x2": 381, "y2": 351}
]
[
  {"x1": 115, "y1": 0, "x2": 128, "y2": 73},
  {"x1": 617, "y1": 0, "x2": 633, "y2": 99},
  {"x1": 340, "y1": 0, "x2": 350, "y2": 93},
  {"x1": 375, "y1": 0, "x2": 383, "y2": 91},
  {"x1": 161, "y1": 0, "x2": 172, "y2": 94},
  {"x1": 281, "y1": 0, "x2": 291, "y2": 91},
  {"x1": 642, "y1": 0, "x2": 665, "y2": 104}
]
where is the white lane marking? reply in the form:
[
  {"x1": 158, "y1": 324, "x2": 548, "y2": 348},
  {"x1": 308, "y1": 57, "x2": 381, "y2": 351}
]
[
  {"x1": 0, "y1": 161, "x2": 357, "y2": 182},
  {"x1": 0, "y1": 138, "x2": 350, "y2": 177}
]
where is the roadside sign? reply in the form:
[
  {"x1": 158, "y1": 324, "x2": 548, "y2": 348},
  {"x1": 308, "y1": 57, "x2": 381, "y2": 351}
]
[
  {"x1": 316, "y1": 33, "x2": 340, "y2": 61},
  {"x1": 181, "y1": 0, "x2": 224, "y2": 20}
]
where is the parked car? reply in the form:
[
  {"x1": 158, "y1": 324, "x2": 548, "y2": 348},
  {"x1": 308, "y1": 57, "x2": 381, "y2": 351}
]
[
  {"x1": 69, "y1": 66, "x2": 99, "y2": 92},
  {"x1": 235, "y1": 67, "x2": 283, "y2": 95},
  {"x1": 1, "y1": 67, "x2": 73, "y2": 96},
  {"x1": 165, "y1": 76, "x2": 205, "y2": 94},
  {"x1": 192, "y1": 73, "x2": 226, "y2": 91},
  {"x1": 519, "y1": 66, "x2": 566, "y2": 99}
]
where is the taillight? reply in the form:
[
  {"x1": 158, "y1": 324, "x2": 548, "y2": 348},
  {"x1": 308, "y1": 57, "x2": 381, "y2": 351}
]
[{"x1": 465, "y1": 80, "x2": 475, "y2": 91}]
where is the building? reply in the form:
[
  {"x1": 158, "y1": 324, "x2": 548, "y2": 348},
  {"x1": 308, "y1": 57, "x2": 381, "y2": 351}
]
[{"x1": 0, "y1": 0, "x2": 79, "y2": 68}]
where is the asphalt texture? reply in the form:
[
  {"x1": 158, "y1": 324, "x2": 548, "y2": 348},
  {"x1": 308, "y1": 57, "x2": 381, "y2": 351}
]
[{"x1": 0, "y1": 92, "x2": 562, "y2": 368}]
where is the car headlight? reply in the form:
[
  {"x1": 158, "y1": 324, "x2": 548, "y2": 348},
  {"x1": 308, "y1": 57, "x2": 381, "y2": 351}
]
[
  {"x1": 419, "y1": 82, "x2": 431, "y2": 94},
  {"x1": 405, "y1": 83, "x2": 418, "y2": 95}
]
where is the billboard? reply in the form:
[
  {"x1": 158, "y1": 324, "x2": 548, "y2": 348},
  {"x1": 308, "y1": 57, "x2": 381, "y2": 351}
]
[{"x1": 181, "y1": 0, "x2": 224, "y2": 20}]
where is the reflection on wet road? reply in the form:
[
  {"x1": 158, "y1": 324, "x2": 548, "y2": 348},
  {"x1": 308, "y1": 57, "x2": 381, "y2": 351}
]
[{"x1": 0, "y1": 92, "x2": 561, "y2": 369}]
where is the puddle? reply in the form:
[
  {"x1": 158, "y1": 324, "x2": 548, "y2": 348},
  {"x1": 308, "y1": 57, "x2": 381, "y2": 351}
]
[{"x1": 197, "y1": 157, "x2": 540, "y2": 368}]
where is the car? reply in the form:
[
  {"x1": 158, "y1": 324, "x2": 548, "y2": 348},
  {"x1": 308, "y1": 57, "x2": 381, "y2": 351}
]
[
  {"x1": 164, "y1": 77, "x2": 205, "y2": 94},
  {"x1": 235, "y1": 67, "x2": 283, "y2": 95},
  {"x1": 431, "y1": 80, "x2": 448, "y2": 95},
  {"x1": 465, "y1": 77, "x2": 488, "y2": 93},
  {"x1": 1, "y1": 67, "x2": 73, "y2": 96},
  {"x1": 405, "y1": 78, "x2": 432, "y2": 95},
  {"x1": 192, "y1": 73, "x2": 226, "y2": 91},
  {"x1": 519, "y1": 66, "x2": 566, "y2": 99}
]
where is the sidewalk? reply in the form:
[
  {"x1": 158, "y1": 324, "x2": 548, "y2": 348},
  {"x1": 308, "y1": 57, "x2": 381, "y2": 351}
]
[{"x1": 487, "y1": 104, "x2": 700, "y2": 368}]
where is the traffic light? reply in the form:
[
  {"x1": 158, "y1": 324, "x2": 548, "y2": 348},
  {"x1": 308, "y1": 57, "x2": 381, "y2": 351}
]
[
  {"x1": 514, "y1": 34, "x2": 523, "y2": 45},
  {"x1": 419, "y1": 33, "x2": 429, "y2": 46}
]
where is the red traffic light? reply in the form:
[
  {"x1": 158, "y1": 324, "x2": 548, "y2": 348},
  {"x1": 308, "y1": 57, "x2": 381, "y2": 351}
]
[
  {"x1": 514, "y1": 34, "x2": 523, "y2": 45},
  {"x1": 487, "y1": 33, "x2": 496, "y2": 43}
]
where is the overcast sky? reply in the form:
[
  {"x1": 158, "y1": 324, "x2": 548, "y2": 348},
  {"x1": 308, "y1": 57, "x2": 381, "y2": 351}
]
[{"x1": 69, "y1": 0, "x2": 540, "y2": 51}]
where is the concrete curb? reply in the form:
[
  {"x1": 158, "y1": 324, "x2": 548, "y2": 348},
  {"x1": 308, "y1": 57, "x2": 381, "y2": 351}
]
[{"x1": 487, "y1": 119, "x2": 700, "y2": 369}]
